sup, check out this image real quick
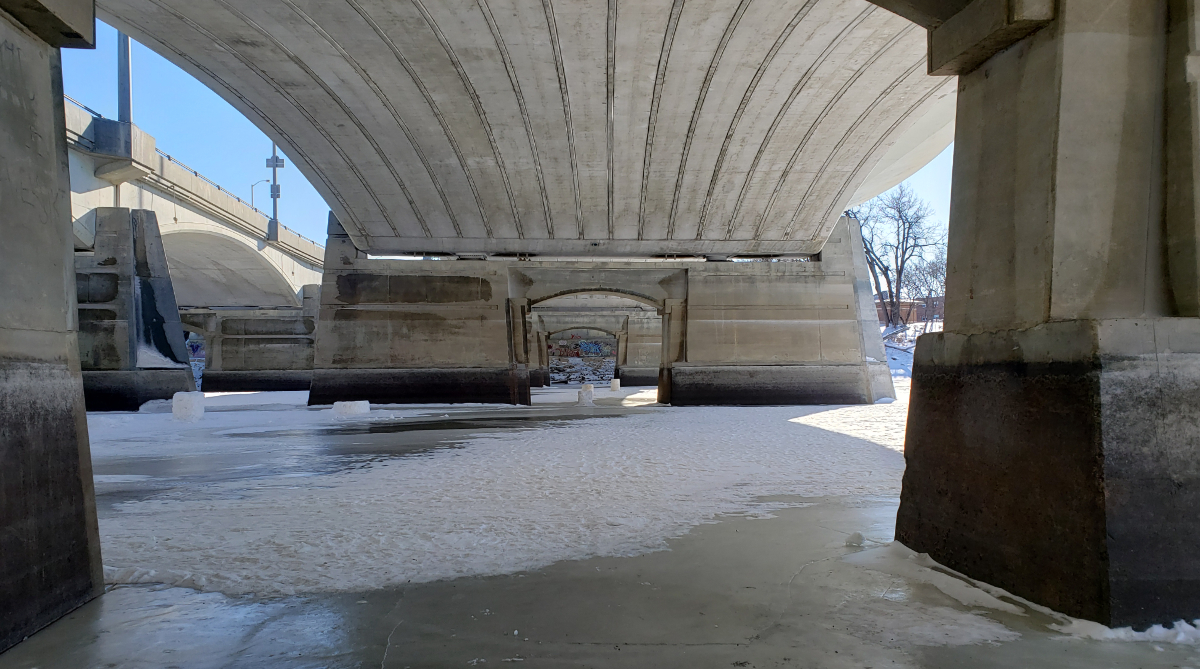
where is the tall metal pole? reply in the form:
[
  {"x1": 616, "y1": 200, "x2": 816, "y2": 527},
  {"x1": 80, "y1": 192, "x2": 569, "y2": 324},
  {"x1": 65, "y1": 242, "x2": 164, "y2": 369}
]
[
  {"x1": 267, "y1": 143, "x2": 284, "y2": 241},
  {"x1": 117, "y1": 32, "x2": 132, "y2": 123}
]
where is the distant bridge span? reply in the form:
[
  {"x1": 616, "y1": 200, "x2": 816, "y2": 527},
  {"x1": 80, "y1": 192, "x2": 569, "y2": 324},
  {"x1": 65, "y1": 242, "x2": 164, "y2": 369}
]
[{"x1": 64, "y1": 99, "x2": 324, "y2": 307}]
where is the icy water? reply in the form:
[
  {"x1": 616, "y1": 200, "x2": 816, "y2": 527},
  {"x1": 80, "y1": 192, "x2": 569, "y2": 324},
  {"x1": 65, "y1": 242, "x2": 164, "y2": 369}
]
[{"x1": 1, "y1": 384, "x2": 1195, "y2": 667}]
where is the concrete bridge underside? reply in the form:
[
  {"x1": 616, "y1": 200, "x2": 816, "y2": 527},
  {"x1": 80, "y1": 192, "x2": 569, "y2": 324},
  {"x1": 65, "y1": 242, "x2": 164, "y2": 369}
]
[
  {"x1": 10, "y1": 0, "x2": 1200, "y2": 658},
  {"x1": 97, "y1": 0, "x2": 956, "y2": 258}
]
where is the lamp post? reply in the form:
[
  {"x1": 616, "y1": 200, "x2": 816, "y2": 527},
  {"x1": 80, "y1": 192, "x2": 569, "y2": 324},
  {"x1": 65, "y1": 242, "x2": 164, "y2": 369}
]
[
  {"x1": 117, "y1": 32, "x2": 132, "y2": 123},
  {"x1": 266, "y1": 143, "x2": 284, "y2": 242},
  {"x1": 250, "y1": 179, "x2": 268, "y2": 210}
]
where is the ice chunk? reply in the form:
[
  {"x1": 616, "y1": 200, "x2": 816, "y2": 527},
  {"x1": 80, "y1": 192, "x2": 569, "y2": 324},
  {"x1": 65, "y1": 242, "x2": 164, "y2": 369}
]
[
  {"x1": 171, "y1": 392, "x2": 205, "y2": 422},
  {"x1": 577, "y1": 384, "x2": 595, "y2": 407},
  {"x1": 610, "y1": 379, "x2": 621, "y2": 391},
  {"x1": 333, "y1": 401, "x2": 370, "y2": 417}
]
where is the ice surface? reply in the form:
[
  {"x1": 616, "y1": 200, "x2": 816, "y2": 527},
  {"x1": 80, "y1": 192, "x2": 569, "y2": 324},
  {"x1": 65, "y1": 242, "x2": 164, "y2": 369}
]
[
  {"x1": 92, "y1": 396, "x2": 907, "y2": 596},
  {"x1": 171, "y1": 392, "x2": 205, "y2": 422},
  {"x1": 332, "y1": 400, "x2": 371, "y2": 417},
  {"x1": 845, "y1": 543, "x2": 1025, "y2": 614}
]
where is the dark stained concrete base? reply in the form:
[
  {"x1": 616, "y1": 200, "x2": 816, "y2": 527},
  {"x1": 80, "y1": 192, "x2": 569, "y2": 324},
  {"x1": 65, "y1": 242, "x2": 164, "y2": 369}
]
[
  {"x1": 200, "y1": 370, "x2": 312, "y2": 392},
  {"x1": 669, "y1": 365, "x2": 872, "y2": 405},
  {"x1": 615, "y1": 367, "x2": 658, "y2": 387},
  {"x1": 897, "y1": 319, "x2": 1200, "y2": 629},
  {"x1": 82, "y1": 369, "x2": 195, "y2": 412},
  {"x1": 0, "y1": 360, "x2": 103, "y2": 654},
  {"x1": 528, "y1": 369, "x2": 546, "y2": 388},
  {"x1": 309, "y1": 367, "x2": 531, "y2": 406}
]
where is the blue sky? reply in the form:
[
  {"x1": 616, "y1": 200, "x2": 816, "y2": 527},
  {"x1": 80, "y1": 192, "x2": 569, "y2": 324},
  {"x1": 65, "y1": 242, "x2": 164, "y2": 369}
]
[
  {"x1": 62, "y1": 20, "x2": 953, "y2": 245},
  {"x1": 62, "y1": 21, "x2": 330, "y2": 242}
]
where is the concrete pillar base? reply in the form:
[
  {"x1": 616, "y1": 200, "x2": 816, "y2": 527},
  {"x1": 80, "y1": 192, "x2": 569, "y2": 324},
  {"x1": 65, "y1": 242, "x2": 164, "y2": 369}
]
[
  {"x1": 0, "y1": 359, "x2": 104, "y2": 652},
  {"x1": 669, "y1": 364, "x2": 882, "y2": 406},
  {"x1": 615, "y1": 367, "x2": 659, "y2": 387},
  {"x1": 308, "y1": 368, "x2": 530, "y2": 406},
  {"x1": 199, "y1": 370, "x2": 313, "y2": 392},
  {"x1": 897, "y1": 319, "x2": 1200, "y2": 628},
  {"x1": 528, "y1": 369, "x2": 546, "y2": 388},
  {"x1": 82, "y1": 369, "x2": 195, "y2": 411}
]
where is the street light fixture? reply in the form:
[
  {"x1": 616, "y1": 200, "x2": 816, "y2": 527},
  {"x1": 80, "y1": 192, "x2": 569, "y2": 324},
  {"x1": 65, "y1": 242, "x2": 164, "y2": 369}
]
[
  {"x1": 266, "y1": 143, "x2": 285, "y2": 242},
  {"x1": 250, "y1": 179, "x2": 269, "y2": 210}
]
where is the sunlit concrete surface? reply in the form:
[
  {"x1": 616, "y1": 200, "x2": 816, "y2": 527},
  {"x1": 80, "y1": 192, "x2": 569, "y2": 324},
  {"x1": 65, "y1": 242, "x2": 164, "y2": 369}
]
[{"x1": 0, "y1": 382, "x2": 1195, "y2": 667}]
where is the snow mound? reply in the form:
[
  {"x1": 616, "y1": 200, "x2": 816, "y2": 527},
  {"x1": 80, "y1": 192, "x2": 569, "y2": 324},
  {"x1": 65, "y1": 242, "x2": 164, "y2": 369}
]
[{"x1": 1053, "y1": 618, "x2": 1200, "y2": 645}]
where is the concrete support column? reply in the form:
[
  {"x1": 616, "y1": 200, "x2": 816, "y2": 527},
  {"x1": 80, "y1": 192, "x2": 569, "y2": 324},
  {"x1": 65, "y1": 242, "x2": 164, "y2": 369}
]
[
  {"x1": 506, "y1": 298, "x2": 532, "y2": 404},
  {"x1": 666, "y1": 218, "x2": 895, "y2": 405},
  {"x1": 0, "y1": 1, "x2": 103, "y2": 653},
  {"x1": 615, "y1": 331, "x2": 629, "y2": 378},
  {"x1": 76, "y1": 208, "x2": 193, "y2": 409},
  {"x1": 309, "y1": 216, "x2": 526, "y2": 405},
  {"x1": 537, "y1": 330, "x2": 549, "y2": 385},
  {"x1": 898, "y1": 0, "x2": 1200, "y2": 628},
  {"x1": 656, "y1": 299, "x2": 686, "y2": 404}
]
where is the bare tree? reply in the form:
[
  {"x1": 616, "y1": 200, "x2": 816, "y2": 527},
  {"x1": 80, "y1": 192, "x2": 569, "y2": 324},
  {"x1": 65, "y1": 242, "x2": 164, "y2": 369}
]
[
  {"x1": 848, "y1": 183, "x2": 942, "y2": 328},
  {"x1": 903, "y1": 243, "x2": 947, "y2": 328}
]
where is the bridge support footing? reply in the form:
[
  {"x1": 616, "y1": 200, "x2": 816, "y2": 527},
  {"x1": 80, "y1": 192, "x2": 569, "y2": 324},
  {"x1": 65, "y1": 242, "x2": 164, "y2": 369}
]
[
  {"x1": 898, "y1": 319, "x2": 1200, "y2": 628},
  {"x1": 309, "y1": 368, "x2": 529, "y2": 405},
  {"x1": 668, "y1": 363, "x2": 892, "y2": 406},
  {"x1": 82, "y1": 369, "x2": 194, "y2": 411}
]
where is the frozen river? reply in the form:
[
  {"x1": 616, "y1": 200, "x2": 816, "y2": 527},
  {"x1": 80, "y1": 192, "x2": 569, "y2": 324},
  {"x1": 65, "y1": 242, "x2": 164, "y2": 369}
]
[{"x1": 3, "y1": 381, "x2": 1198, "y2": 668}]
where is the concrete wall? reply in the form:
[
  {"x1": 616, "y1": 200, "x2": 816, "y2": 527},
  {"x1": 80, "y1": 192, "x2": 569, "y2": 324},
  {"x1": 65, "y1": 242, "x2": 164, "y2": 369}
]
[
  {"x1": 0, "y1": 4, "x2": 103, "y2": 653},
  {"x1": 179, "y1": 285, "x2": 319, "y2": 391},
  {"x1": 75, "y1": 208, "x2": 194, "y2": 410},
  {"x1": 311, "y1": 216, "x2": 892, "y2": 405}
]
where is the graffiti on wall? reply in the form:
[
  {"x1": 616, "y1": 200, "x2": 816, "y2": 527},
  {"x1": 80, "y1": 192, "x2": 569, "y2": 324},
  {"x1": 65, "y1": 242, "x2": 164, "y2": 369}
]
[{"x1": 549, "y1": 335, "x2": 615, "y2": 358}]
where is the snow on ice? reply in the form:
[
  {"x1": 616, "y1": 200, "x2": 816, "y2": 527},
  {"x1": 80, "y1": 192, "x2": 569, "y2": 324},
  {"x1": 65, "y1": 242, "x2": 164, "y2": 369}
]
[{"x1": 92, "y1": 390, "x2": 907, "y2": 596}]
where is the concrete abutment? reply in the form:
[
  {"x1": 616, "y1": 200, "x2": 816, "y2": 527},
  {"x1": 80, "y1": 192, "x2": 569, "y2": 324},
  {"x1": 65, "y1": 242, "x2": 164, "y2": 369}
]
[{"x1": 310, "y1": 217, "x2": 892, "y2": 406}]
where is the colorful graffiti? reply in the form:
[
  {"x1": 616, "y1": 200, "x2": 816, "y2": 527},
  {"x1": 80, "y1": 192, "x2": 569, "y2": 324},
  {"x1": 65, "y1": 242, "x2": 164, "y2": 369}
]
[{"x1": 549, "y1": 335, "x2": 615, "y2": 358}]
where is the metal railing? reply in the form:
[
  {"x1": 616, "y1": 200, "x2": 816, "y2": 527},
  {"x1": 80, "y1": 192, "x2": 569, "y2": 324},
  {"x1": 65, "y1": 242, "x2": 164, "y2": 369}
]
[
  {"x1": 63, "y1": 95, "x2": 321, "y2": 249},
  {"x1": 65, "y1": 95, "x2": 104, "y2": 118}
]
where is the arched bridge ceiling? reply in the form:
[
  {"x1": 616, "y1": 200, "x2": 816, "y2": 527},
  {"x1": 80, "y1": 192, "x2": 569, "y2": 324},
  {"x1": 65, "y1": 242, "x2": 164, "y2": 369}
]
[{"x1": 99, "y1": 0, "x2": 953, "y2": 257}]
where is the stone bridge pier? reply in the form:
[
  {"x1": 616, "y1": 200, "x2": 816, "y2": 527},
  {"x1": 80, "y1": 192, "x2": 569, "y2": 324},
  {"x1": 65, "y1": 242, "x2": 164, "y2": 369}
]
[
  {"x1": 309, "y1": 215, "x2": 893, "y2": 407},
  {"x1": 886, "y1": 0, "x2": 1200, "y2": 629}
]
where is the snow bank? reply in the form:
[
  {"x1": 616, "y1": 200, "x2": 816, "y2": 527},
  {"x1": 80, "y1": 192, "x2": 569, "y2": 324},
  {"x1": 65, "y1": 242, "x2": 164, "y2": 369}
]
[
  {"x1": 95, "y1": 402, "x2": 906, "y2": 596},
  {"x1": 1053, "y1": 618, "x2": 1200, "y2": 644}
]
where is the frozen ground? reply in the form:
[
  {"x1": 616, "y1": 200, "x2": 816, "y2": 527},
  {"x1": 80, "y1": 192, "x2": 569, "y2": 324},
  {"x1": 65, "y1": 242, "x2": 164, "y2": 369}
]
[
  {"x1": 91, "y1": 385, "x2": 909, "y2": 595},
  {"x1": 548, "y1": 356, "x2": 615, "y2": 384}
]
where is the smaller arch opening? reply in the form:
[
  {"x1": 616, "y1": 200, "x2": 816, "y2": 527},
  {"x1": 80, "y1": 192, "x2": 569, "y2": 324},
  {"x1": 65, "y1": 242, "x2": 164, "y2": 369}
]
[{"x1": 545, "y1": 328, "x2": 617, "y2": 386}]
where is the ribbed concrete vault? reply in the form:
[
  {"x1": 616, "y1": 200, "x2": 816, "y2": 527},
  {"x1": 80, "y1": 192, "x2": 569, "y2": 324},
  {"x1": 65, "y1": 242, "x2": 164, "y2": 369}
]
[{"x1": 97, "y1": 0, "x2": 953, "y2": 257}]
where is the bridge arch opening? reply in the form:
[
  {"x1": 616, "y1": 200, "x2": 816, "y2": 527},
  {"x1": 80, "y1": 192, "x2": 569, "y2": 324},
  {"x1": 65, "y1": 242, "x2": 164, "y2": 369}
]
[{"x1": 162, "y1": 231, "x2": 302, "y2": 308}]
